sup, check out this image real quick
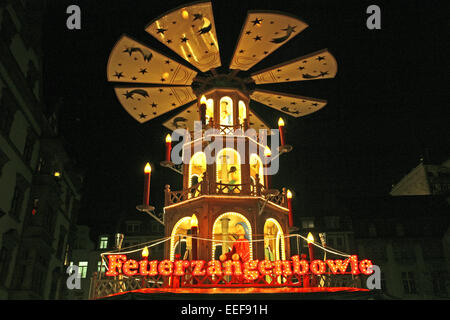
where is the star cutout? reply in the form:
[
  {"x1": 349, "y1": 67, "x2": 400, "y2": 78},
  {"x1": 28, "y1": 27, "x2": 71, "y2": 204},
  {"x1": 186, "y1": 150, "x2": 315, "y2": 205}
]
[
  {"x1": 131, "y1": 76, "x2": 137, "y2": 80},
  {"x1": 165, "y1": 60, "x2": 170, "y2": 64},
  {"x1": 312, "y1": 103, "x2": 319, "y2": 106},
  {"x1": 319, "y1": 71, "x2": 329, "y2": 77},
  {"x1": 171, "y1": 103, "x2": 176, "y2": 106},
  {"x1": 251, "y1": 18, "x2": 263, "y2": 26},
  {"x1": 157, "y1": 28, "x2": 167, "y2": 35},
  {"x1": 139, "y1": 68, "x2": 147, "y2": 74},
  {"x1": 316, "y1": 56, "x2": 325, "y2": 61},
  {"x1": 113, "y1": 71, "x2": 124, "y2": 79},
  {"x1": 298, "y1": 66, "x2": 305, "y2": 70},
  {"x1": 123, "y1": 91, "x2": 134, "y2": 99},
  {"x1": 166, "y1": 39, "x2": 172, "y2": 44},
  {"x1": 245, "y1": 30, "x2": 251, "y2": 35},
  {"x1": 181, "y1": 36, "x2": 189, "y2": 43},
  {"x1": 138, "y1": 113, "x2": 147, "y2": 119},
  {"x1": 239, "y1": 49, "x2": 245, "y2": 53},
  {"x1": 253, "y1": 35, "x2": 262, "y2": 41},
  {"x1": 210, "y1": 42, "x2": 215, "y2": 46},
  {"x1": 282, "y1": 25, "x2": 297, "y2": 34},
  {"x1": 158, "y1": 89, "x2": 164, "y2": 92},
  {"x1": 151, "y1": 102, "x2": 157, "y2": 108},
  {"x1": 193, "y1": 13, "x2": 203, "y2": 21}
]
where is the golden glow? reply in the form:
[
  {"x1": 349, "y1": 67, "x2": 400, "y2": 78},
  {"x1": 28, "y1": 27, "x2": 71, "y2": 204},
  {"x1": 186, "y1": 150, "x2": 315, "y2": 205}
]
[
  {"x1": 181, "y1": 9, "x2": 189, "y2": 19},
  {"x1": 286, "y1": 189, "x2": 292, "y2": 199},
  {"x1": 250, "y1": 153, "x2": 264, "y2": 186},
  {"x1": 238, "y1": 101, "x2": 246, "y2": 125},
  {"x1": 264, "y1": 146, "x2": 271, "y2": 157},
  {"x1": 53, "y1": 171, "x2": 61, "y2": 177},
  {"x1": 264, "y1": 218, "x2": 286, "y2": 261},
  {"x1": 216, "y1": 148, "x2": 241, "y2": 188},
  {"x1": 188, "y1": 152, "x2": 206, "y2": 192},
  {"x1": 200, "y1": 95, "x2": 207, "y2": 104},
  {"x1": 170, "y1": 216, "x2": 192, "y2": 261},
  {"x1": 278, "y1": 117, "x2": 285, "y2": 127},
  {"x1": 219, "y1": 96, "x2": 233, "y2": 126},
  {"x1": 165, "y1": 134, "x2": 172, "y2": 143},
  {"x1": 190, "y1": 214, "x2": 198, "y2": 228},
  {"x1": 307, "y1": 232, "x2": 314, "y2": 244},
  {"x1": 162, "y1": 72, "x2": 170, "y2": 80},
  {"x1": 144, "y1": 163, "x2": 152, "y2": 174},
  {"x1": 212, "y1": 212, "x2": 253, "y2": 260},
  {"x1": 142, "y1": 246, "x2": 149, "y2": 258}
]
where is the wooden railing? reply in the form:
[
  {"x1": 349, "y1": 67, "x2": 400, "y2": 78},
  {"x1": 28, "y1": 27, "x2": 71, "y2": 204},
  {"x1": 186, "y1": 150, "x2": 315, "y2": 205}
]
[{"x1": 165, "y1": 180, "x2": 288, "y2": 207}]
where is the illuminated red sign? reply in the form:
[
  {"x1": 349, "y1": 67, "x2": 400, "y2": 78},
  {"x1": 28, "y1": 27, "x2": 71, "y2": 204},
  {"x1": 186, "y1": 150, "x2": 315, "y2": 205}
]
[{"x1": 105, "y1": 255, "x2": 373, "y2": 280}]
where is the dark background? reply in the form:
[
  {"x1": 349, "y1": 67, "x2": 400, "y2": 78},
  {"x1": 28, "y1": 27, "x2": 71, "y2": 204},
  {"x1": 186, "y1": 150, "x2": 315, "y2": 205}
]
[{"x1": 42, "y1": 0, "x2": 449, "y2": 237}]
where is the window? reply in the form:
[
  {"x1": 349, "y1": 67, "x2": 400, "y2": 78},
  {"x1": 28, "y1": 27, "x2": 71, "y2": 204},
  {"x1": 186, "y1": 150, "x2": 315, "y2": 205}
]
[
  {"x1": 97, "y1": 261, "x2": 106, "y2": 273},
  {"x1": 249, "y1": 154, "x2": 264, "y2": 186},
  {"x1": 0, "y1": 88, "x2": 16, "y2": 135},
  {"x1": 10, "y1": 186, "x2": 23, "y2": 219},
  {"x1": 219, "y1": 96, "x2": 233, "y2": 126},
  {"x1": 238, "y1": 101, "x2": 246, "y2": 125},
  {"x1": 99, "y1": 236, "x2": 108, "y2": 249},
  {"x1": 126, "y1": 223, "x2": 140, "y2": 233},
  {"x1": 301, "y1": 219, "x2": 314, "y2": 229},
  {"x1": 402, "y1": 272, "x2": 417, "y2": 294},
  {"x1": 189, "y1": 152, "x2": 206, "y2": 189},
  {"x1": 432, "y1": 271, "x2": 448, "y2": 296},
  {"x1": 216, "y1": 148, "x2": 241, "y2": 191},
  {"x1": 78, "y1": 261, "x2": 88, "y2": 278},
  {"x1": 23, "y1": 129, "x2": 36, "y2": 164}
]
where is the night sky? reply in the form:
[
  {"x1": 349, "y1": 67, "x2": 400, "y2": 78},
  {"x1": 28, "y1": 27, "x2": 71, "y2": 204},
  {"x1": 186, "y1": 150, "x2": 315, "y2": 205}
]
[{"x1": 42, "y1": 0, "x2": 449, "y2": 238}]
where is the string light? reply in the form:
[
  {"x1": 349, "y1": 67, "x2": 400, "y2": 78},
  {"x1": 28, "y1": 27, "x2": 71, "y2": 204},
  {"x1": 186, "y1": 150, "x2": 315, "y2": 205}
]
[
  {"x1": 258, "y1": 260, "x2": 273, "y2": 276},
  {"x1": 243, "y1": 260, "x2": 259, "y2": 281},
  {"x1": 310, "y1": 260, "x2": 326, "y2": 275},
  {"x1": 191, "y1": 260, "x2": 206, "y2": 276}
]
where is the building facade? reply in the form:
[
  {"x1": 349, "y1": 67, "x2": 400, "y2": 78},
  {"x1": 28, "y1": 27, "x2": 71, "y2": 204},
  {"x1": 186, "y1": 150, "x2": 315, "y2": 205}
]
[{"x1": 0, "y1": 0, "x2": 83, "y2": 299}]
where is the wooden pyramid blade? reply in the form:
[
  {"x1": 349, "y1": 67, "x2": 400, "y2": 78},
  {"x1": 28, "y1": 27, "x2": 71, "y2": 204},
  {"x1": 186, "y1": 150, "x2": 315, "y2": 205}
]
[
  {"x1": 229, "y1": 11, "x2": 308, "y2": 71},
  {"x1": 248, "y1": 108, "x2": 271, "y2": 132},
  {"x1": 163, "y1": 103, "x2": 199, "y2": 132},
  {"x1": 107, "y1": 35, "x2": 197, "y2": 85},
  {"x1": 114, "y1": 86, "x2": 196, "y2": 123},
  {"x1": 250, "y1": 89, "x2": 327, "y2": 118},
  {"x1": 251, "y1": 49, "x2": 338, "y2": 84},
  {"x1": 145, "y1": 1, "x2": 221, "y2": 72}
]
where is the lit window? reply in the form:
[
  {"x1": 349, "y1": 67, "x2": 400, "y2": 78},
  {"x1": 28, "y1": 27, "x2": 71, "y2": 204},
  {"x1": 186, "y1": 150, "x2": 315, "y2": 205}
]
[
  {"x1": 219, "y1": 96, "x2": 233, "y2": 126},
  {"x1": 99, "y1": 236, "x2": 108, "y2": 249},
  {"x1": 97, "y1": 261, "x2": 106, "y2": 273},
  {"x1": 189, "y1": 152, "x2": 206, "y2": 189},
  {"x1": 238, "y1": 101, "x2": 246, "y2": 125},
  {"x1": 249, "y1": 154, "x2": 264, "y2": 186},
  {"x1": 301, "y1": 219, "x2": 314, "y2": 229},
  {"x1": 78, "y1": 261, "x2": 88, "y2": 278},
  {"x1": 216, "y1": 148, "x2": 241, "y2": 191}
]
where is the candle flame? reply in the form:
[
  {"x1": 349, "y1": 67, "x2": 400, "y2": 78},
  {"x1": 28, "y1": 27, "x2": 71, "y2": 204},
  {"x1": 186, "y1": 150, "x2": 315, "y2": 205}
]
[
  {"x1": 165, "y1": 134, "x2": 172, "y2": 143},
  {"x1": 144, "y1": 163, "x2": 151, "y2": 174},
  {"x1": 141, "y1": 246, "x2": 149, "y2": 258},
  {"x1": 278, "y1": 117, "x2": 285, "y2": 127},
  {"x1": 190, "y1": 214, "x2": 198, "y2": 228},
  {"x1": 181, "y1": 9, "x2": 189, "y2": 19},
  {"x1": 286, "y1": 189, "x2": 292, "y2": 199},
  {"x1": 200, "y1": 95, "x2": 207, "y2": 105},
  {"x1": 264, "y1": 146, "x2": 271, "y2": 157},
  {"x1": 307, "y1": 232, "x2": 314, "y2": 244}
]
